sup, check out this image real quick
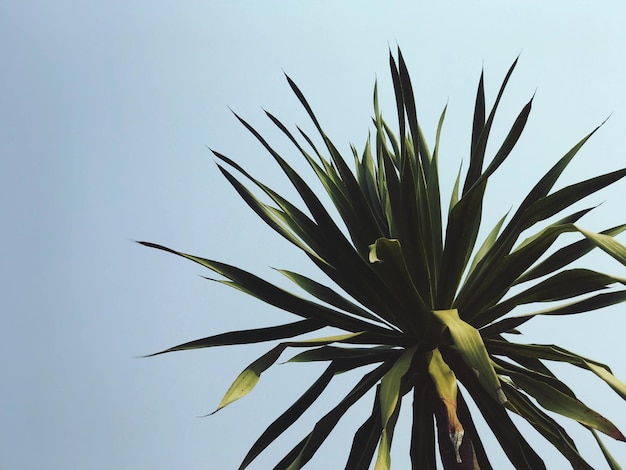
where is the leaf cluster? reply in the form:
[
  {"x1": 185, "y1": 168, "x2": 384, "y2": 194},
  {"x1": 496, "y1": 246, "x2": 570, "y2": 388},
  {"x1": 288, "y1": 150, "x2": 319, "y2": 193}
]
[{"x1": 140, "y1": 49, "x2": 626, "y2": 469}]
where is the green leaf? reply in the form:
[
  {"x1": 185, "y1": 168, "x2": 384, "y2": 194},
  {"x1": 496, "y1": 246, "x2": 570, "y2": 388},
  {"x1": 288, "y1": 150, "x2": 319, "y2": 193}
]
[
  {"x1": 521, "y1": 168, "x2": 626, "y2": 231},
  {"x1": 240, "y1": 364, "x2": 336, "y2": 469},
  {"x1": 368, "y1": 238, "x2": 430, "y2": 333},
  {"x1": 468, "y1": 70, "x2": 485, "y2": 186},
  {"x1": 503, "y1": 384, "x2": 594, "y2": 469},
  {"x1": 427, "y1": 348, "x2": 464, "y2": 463},
  {"x1": 515, "y1": 224, "x2": 626, "y2": 284},
  {"x1": 464, "y1": 223, "x2": 581, "y2": 325},
  {"x1": 345, "y1": 384, "x2": 383, "y2": 470},
  {"x1": 144, "y1": 319, "x2": 325, "y2": 356},
  {"x1": 467, "y1": 97, "x2": 533, "y2": 195},
  {"x1": 284, "y1": 74, "x2": 385, "y2": 252},
  {"x1": 590, "y1": 429, "x2": 623, "y2": 470},
  {"x1": 276, "y1": 268, "x2": 390, "y2": 325},
  {"x1": 212, "y1": 332, "x2": 365, "y2": 414},
  {"x1": 586, "y1": 362, "x2": 626, "y2": 400},
  {"x1": 511, "y1": 373, "x2": 626, "y2": 441},
  {"x1": 212, "y1": 344, "x2": 286, "y2": 414},
  {"x1": 375, "y1": 346, "x2": 417, "y2": 470},
  {"x1": 464, "y1": 57, "x2": 520, "y2": 194},
  {"x1": 448, "y1": 162, "x2": 462, "y2": 214},
  {"x1": 577, "y1": 225, "x2": 626, "y2": 266},
  {"x1": 433, "y1": 309, "x2": 506, "y2": 404},
  {"x1": 442, "y1": 348, "x2": 545, "y2": 469},
  {"x1": 437, "y1": 179, "x2": 488, "y2": 308},
  {"x1": 428, "y1": 104, "x2": 447, "y2": 272},
  {"x1": 138, "y1": 241, "x2": 396, "y2": 336},
  {"x1": 410, "y1": 373, "x2": 437, "y2": 470},
  {"x1": 287, "y1": 345, "x2": 396, "y2": 364},
  {"x1": 276, "y1": 361, "x2": 393, "y2": 469},
  {"x1": 477, "y1": 268, "x2": 626, "y2": 325},
  {"x1": 480, "y1": 290, "x2": 626, "y2": 337},
  {"x1": 216, "y1": 116, "x2": 405, "y2": 319},
  {"x1": 485, "y1": 340, "x2": 626, "y2": 400},
  {"x1": 467, "y1": 211, "x2": 509, "y2": 277}
]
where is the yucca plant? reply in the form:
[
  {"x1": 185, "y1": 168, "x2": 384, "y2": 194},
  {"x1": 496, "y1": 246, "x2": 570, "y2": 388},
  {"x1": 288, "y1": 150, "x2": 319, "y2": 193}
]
[{"x1": 140, "y1": 49, "x2": 626, "y2": 469}]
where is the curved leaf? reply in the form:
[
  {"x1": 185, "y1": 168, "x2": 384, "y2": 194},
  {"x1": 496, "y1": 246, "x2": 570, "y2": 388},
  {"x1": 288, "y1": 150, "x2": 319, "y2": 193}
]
[
  {"x1": 375, "y1": 346, "x2": 417, "y2": 470},
  {"x1": 511, "y1": 372, "x2": 625, "y2": 441},
  {"x1": 503, "y1": 383, "x2": 594, "y2": 469},
  {"x1": 138, "y1": 241, "x2": 395, "y2": 335},
  {"x1": 481, "y1": 290, "x2": 626, "y2": 337},
  {"x1": 433, "y1": 309, "x2": 506, "y2": 404},
  {"x1": 212, "y1": 332, "x2": 365, "y2": 414},
  {"x1": 486, "y1": 339, "x2": 626, "y2": 400},
  {"x1": 144, "y1": 319, "x2": 325, "y2": 356},
  {"x1": 428, "y1": 348, "x2": 464, "y2": 463},
  {"x1": 477, "y1": 268, "x2": 626, "y2": 325}
]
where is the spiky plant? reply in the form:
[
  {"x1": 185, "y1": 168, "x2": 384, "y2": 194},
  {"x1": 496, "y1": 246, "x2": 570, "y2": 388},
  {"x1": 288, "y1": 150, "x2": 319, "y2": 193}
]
[{"x1": 140, "y1": 49, "x2": 626, "y2": 469}]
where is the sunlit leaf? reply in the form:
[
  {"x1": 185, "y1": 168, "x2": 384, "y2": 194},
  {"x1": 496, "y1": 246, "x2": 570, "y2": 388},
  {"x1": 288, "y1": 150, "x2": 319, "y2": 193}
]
[{"x1": 433, "y1": 309, "x2": 505, "y2": 404}]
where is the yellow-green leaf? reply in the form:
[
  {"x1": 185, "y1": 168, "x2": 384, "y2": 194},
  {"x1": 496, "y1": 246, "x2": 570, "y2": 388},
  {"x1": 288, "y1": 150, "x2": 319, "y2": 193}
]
[
  {"x1": 586, "y1": 362, "x2": 626, "y2": 400},
  {"x1": 211, "y1": 345, "x2": 285, "y2": 414},
  {"x1": 212, "y1": 332, "x2": 365, "y2": 414},
  {"x1": 374, "y1": 346, "x2": 417, "y2": 470},
  {"x1": 577, "y1": 226, "x2": 626, "y2": 267},
  {"x1": 428, "y1": 348, "x2": 464, "y2": 463},
  {"x1": 590, "y1": 429, "x2": 623, "y2": 470},
  {"x1": 433, "y1": 309, "x2": 506, "y2": 404}
]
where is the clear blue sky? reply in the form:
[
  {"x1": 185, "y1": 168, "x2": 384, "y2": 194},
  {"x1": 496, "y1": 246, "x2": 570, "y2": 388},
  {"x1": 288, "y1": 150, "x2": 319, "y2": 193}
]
[{"x1": 2, "y1": 1, "x2": 625, "y2": 468}]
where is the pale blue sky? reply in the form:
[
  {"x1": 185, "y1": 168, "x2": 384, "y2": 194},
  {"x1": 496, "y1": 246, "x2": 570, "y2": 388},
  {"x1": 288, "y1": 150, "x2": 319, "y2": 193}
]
[{"x1": 2, "y1": 1, "x2": 626, "y2": 469}]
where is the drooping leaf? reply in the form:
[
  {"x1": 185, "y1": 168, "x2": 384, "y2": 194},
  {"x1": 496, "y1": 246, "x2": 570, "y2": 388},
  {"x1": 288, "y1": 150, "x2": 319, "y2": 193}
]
[
  {"x1": 510, "y1": 372, "x2": 625, "y2": 441},
  {"x1": 427, "y1": 348, "x2": 465, "y2": 463},
  {"x1": 212, "y1": 332, "x2": 365, "y2": 414},
  {"x1": 503, "y1": 383, "x2": 594, "y2": 469},
  {"x1": 433, "y1": 309, "x2": 506, "y2": 404},
  {"x1": 442, "y1": 347, "x2": 546, "y2": 469},
  {"x1": 485, "y1": 339, "x2": 626, "y2": 400},
  {"x1": 375, "y1": 346, "x2": 417, "y2": 470},
  {"x1": 480, "y1": 290, "x2": 626, "y2": 336},
  {"x1": 577, "y1": 226, "x2": 626, "y2": 267}
]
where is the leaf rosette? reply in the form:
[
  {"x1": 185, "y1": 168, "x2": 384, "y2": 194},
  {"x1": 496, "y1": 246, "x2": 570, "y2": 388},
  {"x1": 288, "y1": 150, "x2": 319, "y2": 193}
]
[{"x1": 141, "y1": 49, "x2": 626, "y2": 469}]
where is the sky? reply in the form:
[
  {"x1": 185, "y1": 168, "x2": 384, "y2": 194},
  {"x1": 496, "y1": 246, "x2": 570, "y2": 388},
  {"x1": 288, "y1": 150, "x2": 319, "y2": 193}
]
[{"x1": 2, "y1": 1, "x2": 626, "y2": 468}]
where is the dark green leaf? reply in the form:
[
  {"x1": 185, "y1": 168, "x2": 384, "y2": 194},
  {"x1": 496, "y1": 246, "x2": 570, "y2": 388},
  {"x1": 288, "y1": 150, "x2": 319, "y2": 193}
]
[
  {"x1": 240, "y1": 364, "x2": 336, "y2": 469},
  {"x1": 274, "y1": 361, "x2": 393, "y2": 469},
  {"x1": 144, "y1": 319, "x2": 325, "y2": 356},
  {"x1": 345, "y1": 385, "x2": 383, "y2": 470}
]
